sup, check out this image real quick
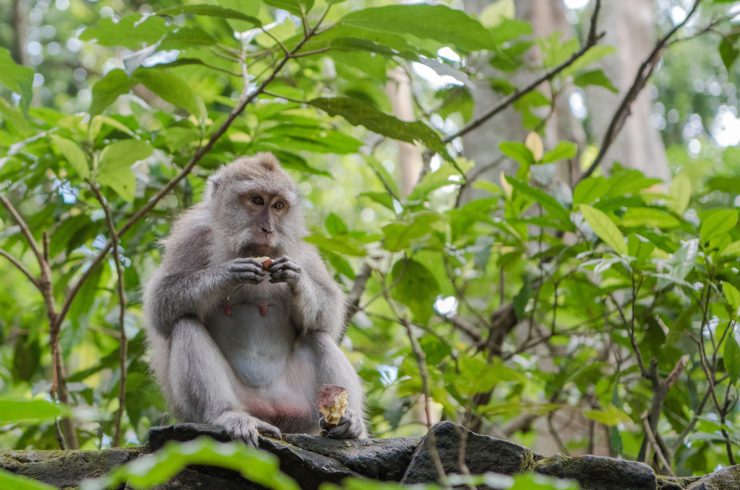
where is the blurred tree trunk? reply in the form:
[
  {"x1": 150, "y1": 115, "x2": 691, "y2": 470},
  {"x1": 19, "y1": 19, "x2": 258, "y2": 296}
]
[
  {"x1": 386, "y1": 67, "x2": 424, "y2": 196},
  {"x1": 11, "y1": 0, "x2": 30, "y2": 66},
  {"x1": 587, "y1": 0, "x2": 670, "y2": 182}
]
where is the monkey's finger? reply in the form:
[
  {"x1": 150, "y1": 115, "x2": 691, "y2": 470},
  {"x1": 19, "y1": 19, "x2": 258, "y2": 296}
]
[
  {"x1": 256, "y1": 422, "x2": 282, "y2": 440},
  {"x1": 232, "y1": 257, "x2": 264, "y2": 266},
  {"x1": 269, "y1": 262, "x2": 301, "y2": 273},
  {"x1": 229, "y1": 263, "x2": 265, "y2": 274},
  {"x1": 269, "y1": 271, "x2": 299, "y2": 283},
  {"x1": 325, "y1": 417, "x2": 355, "y2": 439},
  {"x1": 233, "y1": 271, "x2": 264, "y2": 284},
  {"x1": 270, "y1": 256, "x2": 292, "y2": 265}
]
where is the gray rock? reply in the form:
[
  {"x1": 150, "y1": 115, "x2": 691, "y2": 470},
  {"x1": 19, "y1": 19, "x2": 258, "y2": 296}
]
[
  {"x1": 686, "y1": 465, "x2": 740, "y2": 490},
  {"x1": 0, "y1": 448, "x2": 140, "y2": 488},
  {"x1": 147, "y1": 424, "x2": 358, "y2": 490},
  {"x1": 284, "y1": 434, "x2": 418, "y2": 481},
  {"x1": 535, "y1": 454, "x2": 657, "y2": 490},
  {"x1": 401, "y1": 421, "x2": 535, "y2": 484}
]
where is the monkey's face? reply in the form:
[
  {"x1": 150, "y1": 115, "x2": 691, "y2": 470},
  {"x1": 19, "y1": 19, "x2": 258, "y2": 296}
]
[{"x1": 212, "y1": 182, "x2": 303, "y2": 257}]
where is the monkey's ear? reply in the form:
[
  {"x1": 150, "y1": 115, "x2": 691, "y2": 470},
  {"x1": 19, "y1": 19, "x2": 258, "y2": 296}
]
[{"x1": 206, "y1": 175, "x2": 221, "y2": 201}]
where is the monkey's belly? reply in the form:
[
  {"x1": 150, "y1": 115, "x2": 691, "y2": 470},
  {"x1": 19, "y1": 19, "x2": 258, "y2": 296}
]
[{"x1": 207, "y1": 303, "x2": 296, "y2": 388}]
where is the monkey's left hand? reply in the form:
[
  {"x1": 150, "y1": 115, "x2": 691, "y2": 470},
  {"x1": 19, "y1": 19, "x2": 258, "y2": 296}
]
[
  {"x1": 268, "y1": 256, "x2": 302, "y2": 288},
  {"x1": 320, "y1": 409, "x2": 364, "y2": 439}
]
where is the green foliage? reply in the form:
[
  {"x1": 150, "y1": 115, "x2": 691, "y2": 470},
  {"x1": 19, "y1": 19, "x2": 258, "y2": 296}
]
[{"x1": 0, "y1": 0, "x2": 738, "y2": 486}]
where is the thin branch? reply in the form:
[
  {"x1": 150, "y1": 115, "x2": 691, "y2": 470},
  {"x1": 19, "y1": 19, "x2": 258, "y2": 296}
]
[
  {"x1": 0, "y1": 195, "x2": 45, "y2": 270},
  {"x1": 88, "y1": 183, "x2": 128, "y2": 448},
  {"x1": 579, "y1": 0, "x2": 702, "y2": 181},
  {"x1": 0, "y1": 248, "x2": 39, "y2": 289},
  {"x1": 443, "y1": 0, "x2": 604, "y2": 144}
]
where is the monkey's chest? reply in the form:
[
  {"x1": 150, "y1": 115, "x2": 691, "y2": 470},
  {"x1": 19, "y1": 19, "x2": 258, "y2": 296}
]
[{"x1": 207, "y1": 302, "x2": 296, "y2": 388}]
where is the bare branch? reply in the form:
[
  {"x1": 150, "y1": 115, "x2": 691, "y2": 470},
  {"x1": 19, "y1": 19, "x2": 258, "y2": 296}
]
[
  {"x1": 88, "y1": 183, "x2": 128, "y2": 448},
  {"x1": 0, "y1": 195, "x2": 45, "y2": 271},
  {"x1": 443, "y1": 0, "x2": 604, "y2": 144},
  {"x1": 579, "y1": 0, "x2": 702, "y2": 182}
]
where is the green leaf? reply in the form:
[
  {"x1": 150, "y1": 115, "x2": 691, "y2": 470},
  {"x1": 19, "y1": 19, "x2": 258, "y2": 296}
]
[
  {"x1": 668, "y1": 173, "x2": 691, "y2": 214},
  {"x1": 700, "y1": 209, "x2": 738, "y2": 244},
  {"x1": 573, "y1": 176, "x2": 608, "y2": 205},
  {"x1": 90, "y1": 69, "x2": 132, "y2": 116},
  {"x1": 325, "y1": 213, "x2": 349, "y2": 236},
  {"x1": 0, "y1": 398, "x2": 69, "y2": 422},
  {"x1": 264, "y1": 0, "x2": 314, "y2": 16},
  {"x1": 0, "y1": 47, "x2": 34, "y2": 111},
  {"x1": 81, "y1": 438, "x2": 299, "y2": 490},
  {"x1": 97, "y1": 139, "x2": 154, "y2": 201},
  {"x1": 157, "y1": 5, "x2": 261, "y2": 26},
  {"x1": 670, "y1": 238, "x2": 698, "y2": 282},
  {"x1": 540, "y1": 141, "x2": 578, "y2": 164},
  {"x1": 80, "y1": 14, "x2": 168, "y2": 49},
  {"x1": 581, "y1": 204, "x2": 627, "y2": 255},
  {"x1": 620, "y1": 208, "x2": 681, "y2": 229},
  {"x1": 339, "y1": 5, "x2": 494, "y2": 53},
  {"x1": 0, "y1": 470, "x2": 55, "y2": 490},
  {"x1": 724, "y1": 330, "x2": 740, "y2": 384},
  {"x1": 389, "y1": 258, "x2": 440, "y2": 324},
  {"x1": 50, "y1": 135, "x2": 90, "y2": 179},
  {"x1": 309, "y1": 97, "x2": 446, "y2": 157},
  {"x1": 133, "y1": 68, "x2": 206, "y2": 119},
  {"x1": 723, "y1": 281, "x2": 740, "y2": 314},
  {"x1": 628, "y1": 234, "x2": 654, "y2": 261},
  {"x1": 584, "y1": 405, "x2": 631, "y2": 426},
  {"x1": 573, "y1": 69, "x2": 618, "y2": 93},
  {"x1": 499, "y1": 141, "x2": 534, "y2": 167},
  {"x1": 719, "y1": 34, "x2": 739, "y2": 72},
  {"x1": 160, "y1": 27, "x2": 217, "y2": 50},
  {"x1": 506, "y1": 176, "x2": 571, "y2": 223}
]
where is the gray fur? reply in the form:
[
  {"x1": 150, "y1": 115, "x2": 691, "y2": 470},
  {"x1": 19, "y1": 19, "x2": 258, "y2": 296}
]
[{"x1": 143, "y1": 153, "x2": 366, "y2": 444}]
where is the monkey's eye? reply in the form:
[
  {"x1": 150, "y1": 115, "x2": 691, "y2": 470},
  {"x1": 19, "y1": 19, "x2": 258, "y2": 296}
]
[
  {"x1": 273, "y1": 201, "x2": 285, "y2": 210},
  {"x1": 251, "y1": 196, "x2": 264, "y2": 206}
]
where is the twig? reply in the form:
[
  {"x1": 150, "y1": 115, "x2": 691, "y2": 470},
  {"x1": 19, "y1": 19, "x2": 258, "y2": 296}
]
[
  {"x1": 642, "y1": 416, "x2": 675, "y2": 476},
  {"x1": 579, "y1": 0, "x2": 702, "y2": 181},
  {"x1": 443, "y1": 0, "x2": 603, "y2": 144},
  {"x1": 344, "y1": 263, "x2": 372, "y2": 326},
  {"x1": 88, "y1": 183, "x2": 128, "y2": 448},
  {"x1": 0, "y1": 247, "x2": 39, "y2": 289}
]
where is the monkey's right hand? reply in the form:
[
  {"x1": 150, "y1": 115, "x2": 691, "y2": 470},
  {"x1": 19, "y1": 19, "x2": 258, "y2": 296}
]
[
  {"x1": 213, "y1": 410, "x2": 282, "y2": 446},
  {"x1": 227, "y1": 258, "x2": 266, "y2": 285}
]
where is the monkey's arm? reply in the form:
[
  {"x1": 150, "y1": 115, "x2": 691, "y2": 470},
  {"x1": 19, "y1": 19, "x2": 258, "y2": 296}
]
[
  {"x1": 144, "y1": 225, "x2": 264, "y2": 337},
  {"x1": 269, "y1": 249, "x2": 345, "y2": 339}
]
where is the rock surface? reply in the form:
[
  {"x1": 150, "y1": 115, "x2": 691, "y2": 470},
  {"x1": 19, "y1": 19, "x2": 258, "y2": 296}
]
[
  {"x1": 534, "y1": 454, "x2": 657, "y2": 490},
  {"x1": 401, "y1": 420, "x2": 536, "y2": 484},
  {"x1": 1, "y1": 422, "x2": 738, "y2": 489}
]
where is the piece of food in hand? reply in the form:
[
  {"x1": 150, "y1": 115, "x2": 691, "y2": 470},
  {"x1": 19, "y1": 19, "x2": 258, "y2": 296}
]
[
  {"x1": 318, "y1": 384, "x2": 348, "y2": 426},
  {"x1": 253, "y1": 256, "x2": 273, "y2": 271}
]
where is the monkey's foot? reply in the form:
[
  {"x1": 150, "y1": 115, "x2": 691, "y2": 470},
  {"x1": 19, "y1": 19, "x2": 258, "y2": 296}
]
[
  {"x1": 320, "y1": 408, "x2": 365, "y2": 439},
  {"x1": 214, "y1": 410, "x2": 282, "y2": 446}
]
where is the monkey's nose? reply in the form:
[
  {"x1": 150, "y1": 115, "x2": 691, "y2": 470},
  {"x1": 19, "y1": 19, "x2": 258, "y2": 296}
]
[{"x1": 261, "y1": 227, "x2": 273, "y2": 234}]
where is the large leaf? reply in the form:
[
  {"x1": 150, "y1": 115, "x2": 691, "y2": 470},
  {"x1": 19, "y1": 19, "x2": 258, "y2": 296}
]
[
  {"x1": 0, "y1": 398, "x2": 69, "y2": 422},
  {"x1": 723, "y1": 281, "x2": 740, "y2": 315},
  {"x1": 97, "y1": 139, "x2": 154, "y2": 201},
  {"x1": 540, "y1": 141, "x2": 577, "y2": 164},
  {"x1": 264, "y1": 0, "x2": 314, "y2": 16},
  {"x1": 81, "y1": 438, "x2": 298, "y2": 490},
  {"x1": 0, "y1": 470, "x2": 55, "y2": 490},
  {"x1": 158, "y1": 5, "x2": 261, "y2": 25},
  {"x1": 80, "y1": 14, "x2": 168, "y2": 49},
  {"x1": 389, "y1": 258, "x2": 440, "y2": 324},
  {"x1": 506, "y1": 176, "x2": 571, "y2": 223},
  {"x1": 668, "y1": 173, "x2": 692, "y2": 214},
  {"x1": 50, "y1": 135, "x2": 90, "y2": 179},
  {"x1": 700, "y1": 209, "x2": 738, "y2": 244},
  {"x1": 573, "y1": 69, "x2": 618, "y2": 93},
  {"x1": 309, "y1": 97, "x2": 446, "y2": 156},
  {"x1": 580, "y1": 204, "x2": 627, "y2": 255},
  {"x1": 499, "y1": 141, "x2": 534, "y2": 167},
  {"x1": 339, "y1": 4, "x2": 494, "y2": 53},
  {"x1": 90, "y1": 69, "x2": 133, "y2": 116},
  {"x1": 620, "y1": 207, "x2": 681, "y2": 229},
  {"x1": 0, "y1": 47, "x2": 33, "y2": 111},
  {"x1": 133, "y1": 69, "x2": 206, "y2": 119}
]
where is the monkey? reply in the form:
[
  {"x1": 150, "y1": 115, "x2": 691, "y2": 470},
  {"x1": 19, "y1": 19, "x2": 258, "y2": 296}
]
[{"x1": 143, "y1": 153, "x2": 366, "y2": 446}]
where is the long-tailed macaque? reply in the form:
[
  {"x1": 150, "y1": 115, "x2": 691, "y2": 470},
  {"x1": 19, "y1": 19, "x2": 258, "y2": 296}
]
[{"x1": 144, "y1": 153, "x2": 366, "y2": 445}]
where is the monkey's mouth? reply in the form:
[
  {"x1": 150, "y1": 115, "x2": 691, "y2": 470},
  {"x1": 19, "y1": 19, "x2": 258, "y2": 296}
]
[{"x1": 239, "y1": 242, "x2": 274, "y2": 258}]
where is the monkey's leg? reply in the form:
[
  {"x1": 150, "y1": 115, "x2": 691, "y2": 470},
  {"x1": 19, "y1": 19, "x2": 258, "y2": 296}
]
[
  {"x1": 298, "y1": 333, "x2": 367, "y2": 439},
  {"x1": 168, "y1": 317, "x2": 281, "y2": 445}
]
